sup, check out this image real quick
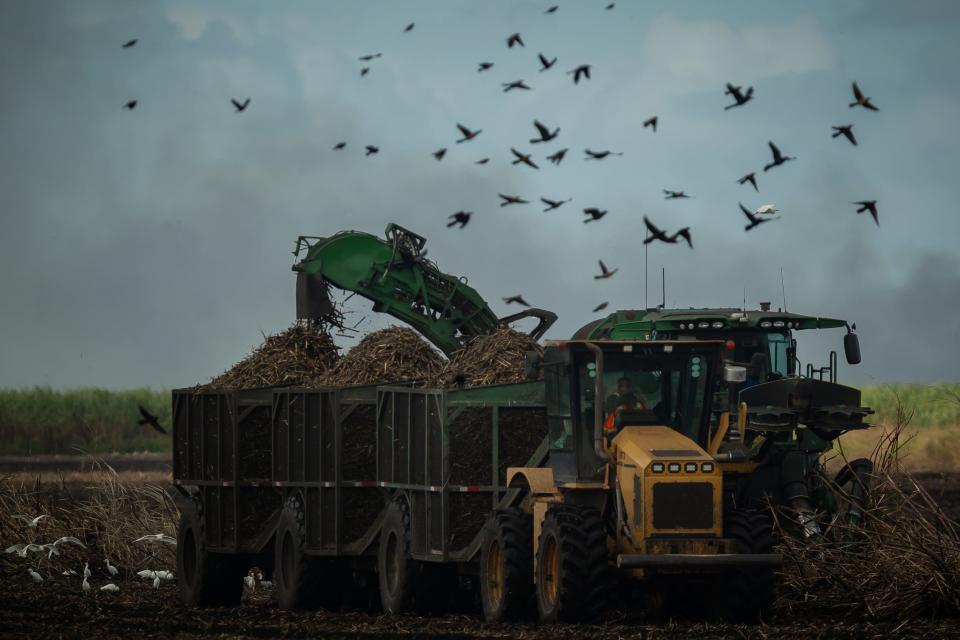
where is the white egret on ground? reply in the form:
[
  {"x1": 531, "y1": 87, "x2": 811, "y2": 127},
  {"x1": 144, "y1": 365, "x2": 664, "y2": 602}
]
[
  {"x1": 136, "y1": 569, "x2": 157, "y2": 580},
  {"x1": 153, "y1": 575, "x2": 161, "y2": 589},
  {"x1": 154, "y1": 570, "x2": 174, "y2": 581},
  {"x1": 28, "y1": 569, "x2": 42, "y2": 583},
  {"x1": 83, "y1": 562, "x2": 91, "y2": 580},
  {"x1": 100, "y1": 583, "x2": 120, "y2": 592},
  {"x1": 105, "y1": 558, "x2": 118, "y2": 576},
  {"x1": 82, "y1": 577, "x2": 91, "y2": 593}
]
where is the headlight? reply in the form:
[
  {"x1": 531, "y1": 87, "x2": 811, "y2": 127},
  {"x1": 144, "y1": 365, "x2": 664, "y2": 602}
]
[
  {"x1": 759, "y1": 321, "x2": 771, "y2": 328},
  {"x1": 667, "y1": 462, "x2": 681, "y2": 473},
  {"x1": 684, "y1": 462, "x2": 698, "y2": 473},
  {"x1": 701, "y1": 462, "x2": 714, "y2": 473},
  {"x1": 678, "y1": 323, "x2": 686, "y2": 330},
  {"x1": 697, "y1": 321, "x2": 710, "y2": 328},
  {"x1": 773, "y1": 320, "x2": 785, "y2": 328},
  {"x1": 651, "y1": 462, "x2": 665, "y2": 473},
  {"x1": 711, "y1": 321, "x2": 724, "y2": 329}
]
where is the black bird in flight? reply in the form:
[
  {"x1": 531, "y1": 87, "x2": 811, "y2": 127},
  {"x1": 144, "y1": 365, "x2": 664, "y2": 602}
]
[
  {"x1": 433, "y1": 148, "x2": 447, "y2": 161},
  {"x1": 478, "y1": 62, "x2": 494, "y2": 72},
  {"x1": 138, "y1": 405, "x2": 167, "y2": 435},
  {"x1": 333, "y1": 142, "x2": 346, "y2": 150},
  {"x1": 724, "y1": 83, "x2": 754, "y2": 109},
  {"x1": 541, "y1": 197, "x2": 572, "y2": 211},
  {"x1": 538, "y1": 53, "x2": 557, "y2": 71},
  {"x1": 503, "y1": 294, "x2": 530, "y2": 306},
  {"x1": 644, "y1": 116, "x2": 658, "y2": 132},
  {"x1": 358, "y1": 53, "x2": 382, "y2": 61},
  {"x1": 852, "y1": 200, "x2": 879, "y2": 226},
  {"x1": 547, "y1": 148, "x2": 568, "y2": 165},
  {"x1": 456, "y1": 123, "x2": 482, "y2": 142},
  {"x1": 545, "y1": 5, "x2": 558, "y2": 13},
  {"x1": 502, "y1": 80, "x2": 532, "y2": 92},
  {"x1": 672, "y1": 228, "x2": 693, "y2": 249},
  {"x1": 123, "y1": 100, "x2": 137, "y2": 110},
  {"x1": 567, "y1": 64, "x2": 591, "y2": 84},
  {"x1": 592, "y1": 302, "x2": 609, "y2": 313},
  {"x1": 499, "y1": 193, "x2": 529, "y2": 207},
  {"x1": 643, "y1": 217, "x2": 692, "y2": 247},
  {"x1": 404, "y1": 22, "x2": 415, "y2": 32},
  {"x1": 122, "y1": 39, "x2": 138, "y2": 48},
  {"x1": 584, "y1": 149, "x2": 622, "y2": 160},
  {"x1": 606, "y1": 3, "x2": 615, "y2": 9},
  {"x1": 231, "y1": 98, "x2": 250, "y2": 112},
  {"x1": 511, "y1": 148, "x2": 539, "y2": 169},
  {"x1": 583, "y1": 208, "x2": 608, "y2": 222},
  {"x1": 737, "y1": 172, "x2": 758, "y2": 192},
  {"x1": 475, "y1": 158, "x2": 490, "y2": 164},
  {"x1": 530, "y1": 120, "x2": 559, "y2": 143},
  {"x1": 663, "y1": 190, "x2": 692, "y2": 200},
  {"x1": 594, "y1": 260, "x2": 618, "y2": 279},
  {"x1": 507, "y1": 33, "x2": 525, "y2": 48},
  {"x1": 360, "y1": 67, "x2": 370, "y2": 76},
  {"x1": 365, "y1": 145, "x2": 379, "y2": 156},
  {"x1": 447, "y1": 211, "x2": 471, "y2": 228},
  {"x1": 763, "y1": 141, "x2": 795, "y2": 172},
  {"x1": 740, "y1": 202, "x2": 778, "y2": 231},
  {"x1": 832, "y1": 125, "x2": 857, "y2": 146},
  {"x1": 850, "y1": 81, "x2": 879, "y2": 111}
]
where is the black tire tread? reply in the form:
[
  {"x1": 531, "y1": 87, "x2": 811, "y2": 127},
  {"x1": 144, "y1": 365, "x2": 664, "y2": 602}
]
[
  {"x1": 721, "y1": 508, "x2": 777, "y2": 622},
  {"x1": 481, "y1": 507, "x2": 534, "y2": 621},
  {"x1": 177, "y1": 496, "x2": 245, "y2": 607}
]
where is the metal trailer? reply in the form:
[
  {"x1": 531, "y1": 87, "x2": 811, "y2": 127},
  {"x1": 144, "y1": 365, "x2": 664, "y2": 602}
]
[{"x1": 172, "y1": 380, "x2": 548, "y2": 608}]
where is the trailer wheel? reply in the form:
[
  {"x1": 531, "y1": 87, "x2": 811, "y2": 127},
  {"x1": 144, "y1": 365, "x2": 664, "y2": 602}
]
[
  {"x1": 535, "y1": 504, "x2": 610, "y2": 623},
  {"x1": 177, "y1": 496, "x2": 246, "y2": 607},
  {"x1": 720, "y1": 509, "x2": 777, "y2": 622},
  {"x1": 378, "y1": 498, "x2": 422, "y2": 614},
  {"x1": 274, "y1": 494, "x2": 340, "y2": 610},
  {"x1": 480, "y1": 508, "x2": 533, "y2": 622}
]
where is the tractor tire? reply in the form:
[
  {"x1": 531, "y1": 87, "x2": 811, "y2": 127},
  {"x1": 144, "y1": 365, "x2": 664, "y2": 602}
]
[
  {"x1": 177, "y1": 496, "x2": 246, "y2": 607},
  {"x1": 831, "y1": 458, "x2": 874, "y2": 540},
  {"x1": 274, "y1": 494, "x2": 341, "y2": 611},
  {"x1": 719, "y1": 509, "x2": 777, "y2": 622},
  {"x1": 378, "y1": 498, "x2": 423, "y2": 614},
  {"x1": 480, "y1": 508, "x2": 534, "y2": 622},
  {"x1": 535, "y1": 504, "x2": 610, "y2": 623}
]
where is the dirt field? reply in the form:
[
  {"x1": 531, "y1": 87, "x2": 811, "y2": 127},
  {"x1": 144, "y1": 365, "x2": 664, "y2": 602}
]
[{"x1": 3, "y1": 456, "x2": 960, "y2": 639}]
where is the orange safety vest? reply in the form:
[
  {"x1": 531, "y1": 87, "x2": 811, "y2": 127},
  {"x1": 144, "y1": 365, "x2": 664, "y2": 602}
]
[{"x1": 603, "y1": 396, "x2": 647, "y2": 432}]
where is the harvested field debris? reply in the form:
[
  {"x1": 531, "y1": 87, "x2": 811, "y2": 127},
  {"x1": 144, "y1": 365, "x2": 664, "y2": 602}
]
[
  {"x1": 202, "y1": 322, "x2": 339, "y2": 389},
  {"x1": 437, "y1": 325, "x2": 542, "y2": 388},
  {"x1": 311, "y1": 326, "x2": 444, "y2": 387}
]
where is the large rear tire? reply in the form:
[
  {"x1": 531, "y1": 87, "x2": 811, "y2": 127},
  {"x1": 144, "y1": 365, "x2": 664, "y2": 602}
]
[
  {"x1": 378, "y1": 499, "x2": 421, "y2": 614},
  {"x1": 480, "y1": 508, "x2": 533, "y2": 622},
  {"x1": 720, "y1": 509, "x2": 777, "y2": 622},
  {"x1": 177, "y1": 497, "x2": 246, "y2": 607},
  {"x1": 274, "y1": 494, "x2": 342, "y2": 611},
  {"x1": 535, "y1": 504, "x2": 610, "y2": 623}
]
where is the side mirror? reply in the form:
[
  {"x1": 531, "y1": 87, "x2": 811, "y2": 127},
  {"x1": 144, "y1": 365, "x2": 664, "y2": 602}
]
[
  {"x1": 524, "y1": 351, "x2": 542, "y2": 380},
  {"x1": 844, "y1": 331, "x2": 861, "y2": 365},
  {"x1": 723, "y1": 365, "x2": 746, "y2": 383}
]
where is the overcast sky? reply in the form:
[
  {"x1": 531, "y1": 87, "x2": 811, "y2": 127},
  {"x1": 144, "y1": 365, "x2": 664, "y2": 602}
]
[{"x1": 1, "y1": 0, "x2": 959, "y2": 388}]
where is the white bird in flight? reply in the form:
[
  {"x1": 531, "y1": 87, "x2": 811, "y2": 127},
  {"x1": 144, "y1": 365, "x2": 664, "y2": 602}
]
[
  {"x1": 100, "y1": 583, "x2": 120, "y2": 592},
  {"x1": 12, "y1": 514, "x2": 49, "y2": 528},
  {"x1": 42, "y1": 536, "x2": 86, "y2": 559},
  {"x1": 28, "y1": 569, "x2": 43, "y2": 583},
  {"x1": 755, "y1": 204, "x2": 779, "y2": 215},
  {"x1": 133, "y1": 534, "x2": 176, "y2": 545},
  {"x1": 7, "y1": 543, "x2": 44, "y2": 558},
  {"x1": 105, "y1": 558, "x2": 118, "y2": 577}
]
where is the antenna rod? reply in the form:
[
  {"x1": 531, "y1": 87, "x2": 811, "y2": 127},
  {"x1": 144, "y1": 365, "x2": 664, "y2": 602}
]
[
  {"x1": 780, "y1": 267, "x2": 788, "y2": 312},
  {"x1": 662, "y1": 267, "x2": 666, "y2": 309},
  {"x1": 644, "y1": 234, "x2": 649, "y2": 308}
]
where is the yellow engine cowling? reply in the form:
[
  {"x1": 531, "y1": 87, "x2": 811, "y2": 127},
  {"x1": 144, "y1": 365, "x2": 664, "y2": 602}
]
[{"x1": 611, "y1": 426, "x2": 724, "y2": 555}]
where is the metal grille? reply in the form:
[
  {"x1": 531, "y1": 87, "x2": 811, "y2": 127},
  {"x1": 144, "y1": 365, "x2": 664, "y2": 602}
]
[{"x1": 652, "y1": 482, "x2": 713, "y2": 530}]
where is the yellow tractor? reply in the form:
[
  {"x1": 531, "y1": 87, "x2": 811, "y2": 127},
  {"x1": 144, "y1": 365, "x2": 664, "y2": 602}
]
[{"x1": 485, "y1": 339, "x2": 779, "y2": 622}]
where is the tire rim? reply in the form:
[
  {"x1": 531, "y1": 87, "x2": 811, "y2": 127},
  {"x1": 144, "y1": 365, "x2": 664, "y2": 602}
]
[
  {"x1": 385, "y1": 530, "x2": 400, "y2": 595},
  {"x1": 540, "y1": 534, "x2": 560, "y2": 609},
  {"x1": 280, "y1": 529, "x2": 295, "y2": 591},
  {"x1": 183, "y1": 528, "x2": 197, "y2": 584},
  {"x1": 486, "y1": 538, "x2": 504, "y2": 609}
]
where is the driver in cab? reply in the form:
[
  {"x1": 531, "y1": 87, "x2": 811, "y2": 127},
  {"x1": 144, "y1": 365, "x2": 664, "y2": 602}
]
[{"x1": 603, "y1": 376, "x2": 647, "y2": 435}]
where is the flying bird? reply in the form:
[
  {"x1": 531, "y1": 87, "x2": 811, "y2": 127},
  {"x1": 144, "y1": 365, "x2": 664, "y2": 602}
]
[
  {"x1": 545, "y1": 5, "x2": 559, "y2": 13},
  {"x1": 541, "y1": 197, "x2": 571, "y2": 212},
  {"x1": 433, "y1": 148, "x2": 447, "y2": 161},
  {"x1": 663, "y1": 190, "x2": 692, "y2": 200},
  {"x1": 643, "y1": 217, "x2": 672, "y2": 245},
  {"x1": 503, "y1": 295, "x2": 530, "y2": 306},
  {"x1": 584, "y1": 149, "x2": 622, "y2": 160},
  {"x1": 592, "y1": 302, "x2": 609, "y2": 313},
  {"x1": 360, "y1": 67, "x2": 370, "y2": 76},
  {"x1": 510, "y1": 148, "x2": 539, "y2": 169},
  {"x1": 357, "y1": 53, "x2": 382, "y2": 61},
  {"x1": 538, "y1": 53, "x2": 557, "y2": 71},
  {"x1": 832, "y1": 125, "x2": 857, "y2": 146},
  {"x1": 231, "y1": 98, "x2": 250, "y2": 112},
  {"x1": 447, "y1": 211, "x2": 471, "y2": 228},
  {"x1": 724, "y1": 83, "x2": 754, "y2": 109},
  {"x1": 12, "y1": 514, "x2": 49, "y2": 528},
  {"x1": 672, "y1": 228, "x2": 693, "y2": 249},
  {"x1": 849, "y1": 81, "x2": 879, "y2": 111},
  {"x1": 583, "y1": 208, "x2": 607, "y2": 222},
  {"x1": 475, "y1": 158, "x2": 489, "y2": 164},
  {"x1": 755, "y1": 204, "x2": 779, "y2": 215},
  {"x1": 594, "y1": 260, "x2": 618, "y2": 280},
  {"x1": 365, "y1": 145, "x2": 379, "y2": 156},
  {"x1": 456, "y1": 123, "x2": 482, "y2": 142},
  {"x1": 740, "y1": 202, "x2": 778, "y2": 231},
  {"x1": 763, "y1": 141, "x2": 795, "y2": 172},
  {"x1": 42, "y1": 537, "x2": 86, "y2": 558},
  {"x1": 133, "y1": 533, "x2": 177, "y2": 545},
  {"x1": 498, "y1": 193, "x2": 529, "y2": 207},
  {"x1": 478, "y1": 62, "x2": 494, "y2": 72},
  {"x1": 605, "y1": 2, "x2": 615, "y2": 8},
  {"x1": 530, "y1": 120, "x2": 559, "y2": 143},
  {"x1": 852, "y1": 200, "x2": 879, "y2": 226},
  {"x1": 123, "y1": 100, "x2": 137, "y2": 110},
  {"x1": 333, "y1": 142, "x2": 346, "y2": 150},
  {"x1": 404, "y1": 22, "x2": 415, "y2": 32},
  {"x1": 737, "y1": 172, "x2": 758, "y2": 192},
  {"x1": 122, "y1": 39, "x2": 137, "y2": 48},
  {"x1": 546, "y1": 148, "x2": 568, "y2": 165},
  {"x1": 567, "y1": 64, "x2": 591, "y2": 84},
  {"x1": 643, "y1": 116, "x2": 658, "y2": 132},
  {"x1": 506, "y1": 33, "x2": 525, "y2": 48},
  {"x1": 137, "y1": 405, "x2": 167, "y2": 435},
  {"x1": 502, "y1": 80, "x2": 532, "y2": 92}
]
